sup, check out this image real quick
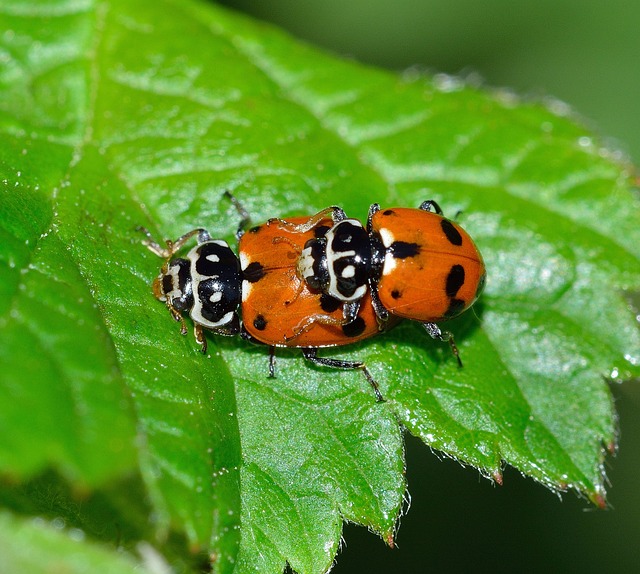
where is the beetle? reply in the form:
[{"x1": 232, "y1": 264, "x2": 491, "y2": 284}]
[{"x1": 139, "y1": 227, "x2": 241, "y2": 353}]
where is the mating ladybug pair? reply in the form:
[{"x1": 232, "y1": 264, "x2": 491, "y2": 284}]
[{"x1": 141, "y1": 195, "x2": 485, "y2": 401}]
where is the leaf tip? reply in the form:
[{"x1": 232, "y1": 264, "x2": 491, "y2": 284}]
[
  {"x1": 589, "y1": 488, "x2": 608, "y2": 510},
  {"x1": 384, "y1": 531, "x2": 396, "y2": 549}
]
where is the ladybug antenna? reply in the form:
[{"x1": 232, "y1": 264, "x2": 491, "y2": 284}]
[{"x1": 447, "y1": 334, "x2": 463, "y2": 368}]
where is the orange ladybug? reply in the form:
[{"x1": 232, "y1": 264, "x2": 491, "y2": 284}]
[
  {"x1": 368, "y1": 201, "x2": 485, "y2": 323},
  {"x1": 239, "y1": 216, "x2": 388, "y2": 348}
]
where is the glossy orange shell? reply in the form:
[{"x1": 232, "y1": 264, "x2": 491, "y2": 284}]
[
  {"x1": 371, "y1": 207, "x2": 485, "y2": 323},
  {"x1": 239, "y1": 216, "x2": 395, "y2": 347}
]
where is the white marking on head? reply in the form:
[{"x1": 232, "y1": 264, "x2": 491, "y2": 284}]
[
  {"x1": 191, "y1": 305, "x2": 234, "y2": 329},
  {"x1": 353, "y1": 284, "x2": 367, "y2": 299},
  {"x1": 326, "y1": 221, "x2": 362, "y2": 300},
  {"x1": 164, "y1": 266, "x2": 183, "y2": 298},
  {"x1": 218, "y1": 311, "x2": 234, "y2": 326},
  {"x1": 298, "y1": 246, "x2": 315, "y2": 280},
  {"x1": 210, "y1": 291, "x2": 223, "y2": 304}
]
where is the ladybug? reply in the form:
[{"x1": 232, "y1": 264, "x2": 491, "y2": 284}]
[
  {"x1": 139, "y1": 227, "x2": 241, "y2": 353},
  {"x1": 141, "y1": 197, "x2": 483, "y2": 399},
  {"x1": 271, "y1": 200, "x2": 486, "y2": 364},
  {"x1": 368, "y1": 201, "x2": 486, "y2": 324}
]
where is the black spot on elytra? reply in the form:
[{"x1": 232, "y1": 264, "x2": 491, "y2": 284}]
[
  {"x1": 391, "y1": 289, "x2": 402, "y2": 300},
  {"x1": 342, "y1": 317, "x2": 366, "y2": 338},
  {"x1": 382, "y1": 209, "x2": 395, "y2": 216},
  {"x1": 320, "y1": 293, "x2": 341, "y2": 313},
  {"x1": 441, "y1": 219, "x2": 463, "y2": 246},
  {"x1": 445, "y1": 265, "x2": 465, "y2": 297},
  {"x1": 253, "y1": 314, "x2": 267, "y2": 331},
  {"x1": 248, "y1": 225, "x2": 261, "y2": 233},
  {"x1": 243, "y1": 261, "x2": 266, "y2": 283},
  {"x1": 314, "y1": 225, "x2": 330, "y2": 238},
  {"x1": 443, "y1": 299, "x2": 465, "y2": 319},
  {"x1": 390, "y1": 241, "x2": 420, "y2": 259}
]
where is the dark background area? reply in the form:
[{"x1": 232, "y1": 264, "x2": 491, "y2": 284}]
[
  {"x1": 218, "y1": 0, "x2": 640, "y2": 163},
  {"x1": 216, "y1": 1, "x2": 640, "y2": 571}
]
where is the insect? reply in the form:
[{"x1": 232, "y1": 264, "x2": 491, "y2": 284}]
[
  {"x1": 270, "y1": 200, "x2": 486, "y2": 364},
  {"x1": 139, "y1": 228, "x2": 242, "y2": 353}
]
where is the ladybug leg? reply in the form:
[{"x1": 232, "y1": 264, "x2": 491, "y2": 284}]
[
  {"x1": 367, "y1": 225, "x2": 390, "y2": 327},
  {"x1": 342, "y1": 300, "x2": 362, "y2": 323},
  {"x1": 194, "y1": 323, "x2": 208, "y2": 354},
  {"x1": 367, "y1": 224, "x2": 387, "y2": 329},
  {"x1": 422, "y1": 322, "x2": 463, "y2": 367},
  {"x1": 368, "y1": 280, "x2": 390, "y2": 328},
  {"x1": 164, "y1": 298, "x2": 188, "y2": 336},
  {"x1": 267, "y1": 206, "x2": 347, "y2": 233},
  {"x1": 139, "y1": 227, "x2": 211, "y2": 259},
  {"x1": 268, "y1": 346, "x2": 276, "y2": 378},
  {"x1": 301, "y1": 348, "x2": 384, "y2": 403},
  {"x1": 418, "y1": 200, "x2": 444, "y2": 215},
  {"x1": 239, "y1": 328, "x2": 279, "y2": 379},
  {"x1": 284, "y1": 313, "x2": 348, "y2": 343},
  {"x1": 272, "y1": 235, "x2": 303, "y2": 254},
  {"x1": 138, "y1": 226, "x2": 169, "y2": 257},
  {"x1": 366, "y1": 203, "x2": 380, "y2": 232},
  {"x1": 223, "y1": 190, "x2": 252, "y2": 239}
]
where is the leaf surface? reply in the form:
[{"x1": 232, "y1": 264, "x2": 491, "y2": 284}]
[
  {"x1": 0, "y1": 511, "x2": 148, "y2": 574},
  {"x1": 0, "y1": 0, "x2": 638, "y2": 572}
]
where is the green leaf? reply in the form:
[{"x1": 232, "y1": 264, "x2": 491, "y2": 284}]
[
  {"x1": 0, "y1": 510, "x2": 148, "y2": 574},
  {"x1": 0, "y1": 0, "x2": 638, "y2": 573},
  {"x1": 0, "y1": 9, "x2": 137, "y2": 484}
]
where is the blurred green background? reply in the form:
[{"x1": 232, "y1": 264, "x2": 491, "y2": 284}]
[{"x1": 216, "y1": 1, "x2": 640, "y2": 572}]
